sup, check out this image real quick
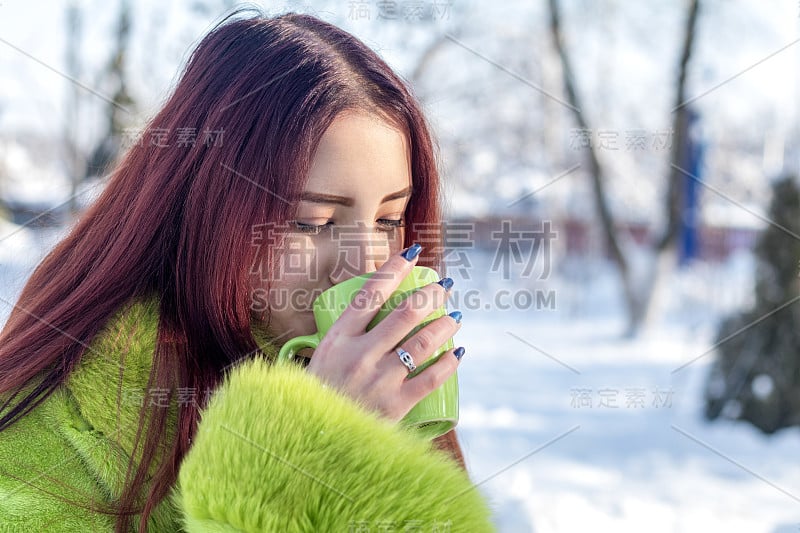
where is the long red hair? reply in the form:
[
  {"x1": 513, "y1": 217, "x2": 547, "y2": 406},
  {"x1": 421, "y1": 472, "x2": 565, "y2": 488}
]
[{"x1": 0, "y1": 9, "x2": 463, "y2": 532}]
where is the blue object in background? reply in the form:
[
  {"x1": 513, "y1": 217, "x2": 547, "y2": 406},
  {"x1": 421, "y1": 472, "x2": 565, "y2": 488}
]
[{"x1": 679, "y1": 108, "x2": 704, "y2": 266}]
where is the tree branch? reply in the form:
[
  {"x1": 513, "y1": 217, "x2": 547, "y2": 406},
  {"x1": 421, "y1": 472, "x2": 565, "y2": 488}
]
[{"x1": 546, "y1": 0, "x2": 629, "y2": 279}]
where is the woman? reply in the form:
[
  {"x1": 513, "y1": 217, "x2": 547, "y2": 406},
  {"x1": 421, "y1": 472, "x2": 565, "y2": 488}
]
[{"x1": 0, "y1": 9, "x2": 494, "y2": 532}]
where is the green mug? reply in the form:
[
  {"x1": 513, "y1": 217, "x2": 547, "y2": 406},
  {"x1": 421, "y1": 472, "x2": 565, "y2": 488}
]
[{"x1": 278, "y1": 266, "x2": 458, "y2": 440}]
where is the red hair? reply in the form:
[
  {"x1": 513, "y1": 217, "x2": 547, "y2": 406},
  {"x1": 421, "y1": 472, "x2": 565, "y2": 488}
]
[{"x1": 0, "y1": 9, "x2": 458, "y2": 531}]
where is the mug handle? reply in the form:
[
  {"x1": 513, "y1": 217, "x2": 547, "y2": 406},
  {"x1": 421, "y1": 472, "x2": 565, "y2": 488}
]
[{"x1": 278, "y1": 334, "x2": 320, "y2": 362}]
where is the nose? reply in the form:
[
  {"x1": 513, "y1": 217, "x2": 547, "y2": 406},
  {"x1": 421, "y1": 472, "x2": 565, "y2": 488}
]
[{"x1": 327, "y1": 224, "x2": 392, "y2": 285}]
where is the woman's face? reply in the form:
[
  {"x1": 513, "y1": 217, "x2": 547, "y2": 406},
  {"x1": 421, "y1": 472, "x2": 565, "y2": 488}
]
[{"x1": 252, "y1": 111, "x2": 412, "y2": 346}]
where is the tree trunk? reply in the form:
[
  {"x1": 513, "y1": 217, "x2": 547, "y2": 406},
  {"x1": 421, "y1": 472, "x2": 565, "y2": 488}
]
[
  {"x1": 546, "y1": 0, "x2": 640, "y2": 334},
  {"x1": 546, "y1": 0, "x2": 701, "y2": 335},
  {"x1": 635, "y1": 0, "x2": 701, "y2": 328}
]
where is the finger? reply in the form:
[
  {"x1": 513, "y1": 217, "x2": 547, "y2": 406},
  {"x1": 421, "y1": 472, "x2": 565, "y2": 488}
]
[
  {"x1": 335, "y1": 243, "x2": 422, "y2": 334},
  {"x1": 385, "y1": 311, "x2": 462, "y2": 378},
  {"x1": 368, "y1": 277, "x2": 453, "y2": 350},
  {"x1": 400, "y1": 346, "x2": 464, "y2": 405}
]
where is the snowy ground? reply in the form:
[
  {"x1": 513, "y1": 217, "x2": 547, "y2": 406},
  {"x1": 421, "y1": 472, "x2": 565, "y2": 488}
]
[
  {"x1": 452, "y1": 252, "x2": 800, "y2": 533},
  {"x1": 1, "y1": 224, "x2": 798, "y2": 533}
]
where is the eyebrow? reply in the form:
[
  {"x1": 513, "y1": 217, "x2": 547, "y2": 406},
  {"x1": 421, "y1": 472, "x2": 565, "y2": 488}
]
[{"x1": 300, "y1": 186, "x2": 413, "y2": 207}]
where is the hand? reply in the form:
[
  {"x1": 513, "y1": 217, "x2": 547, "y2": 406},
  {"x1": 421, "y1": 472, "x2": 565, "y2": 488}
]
[{"x1": 305, "y1": 244, "x2": 464, "y2": 422}]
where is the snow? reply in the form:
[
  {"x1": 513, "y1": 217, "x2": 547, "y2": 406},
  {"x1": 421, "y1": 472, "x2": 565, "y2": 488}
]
[
  {"x1": 703, "y1": 202, "x2": 769, "y2": 230},
  {"x1": 446, "y1": 250, "x2": 800, "y2": 532}
]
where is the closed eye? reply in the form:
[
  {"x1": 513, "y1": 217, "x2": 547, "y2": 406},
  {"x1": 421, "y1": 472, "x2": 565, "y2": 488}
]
[
  {"x1": 289, "y1": 219, "x2": 404, "y2": 235},
  {"x1": 290, "y1": 220, "x2": 333, "y2": 235},
  {"x1": 376, "y1": 218, "x2": 404, "y2": 232}
]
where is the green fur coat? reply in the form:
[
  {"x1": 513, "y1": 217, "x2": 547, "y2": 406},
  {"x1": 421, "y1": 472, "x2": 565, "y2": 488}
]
[{"x1": 0, "y1": 298, "x2": 496, "y2": 531}]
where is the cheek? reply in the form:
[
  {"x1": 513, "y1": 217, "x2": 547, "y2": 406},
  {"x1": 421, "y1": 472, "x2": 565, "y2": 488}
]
[
  {"x1": 249, "y1": 239, "x2": 320, "y2": 310},
  {"x1": 272, "y1": 236, "x2": 329, "y2": 285},
  {"x1": 259, "y1": 246, "x2": 323, "y2": 337},
  {"x1": 265, "y1": 237, "x2": 331, "y2": 308}
]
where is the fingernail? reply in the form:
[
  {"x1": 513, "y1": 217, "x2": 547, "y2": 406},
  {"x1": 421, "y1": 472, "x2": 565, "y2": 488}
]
[
  {"x1": 454, "y1": 346, "x2": 465, "y2": 360},
  {"x1": 437, "y1": 277, "x2": 454, "y2": 291},
  {"x1": 448, "y1": 310, "x2": 462, "y2": 324},
  {"x1": 401, "y1": 243, "x2": 422, "y2": 261}
]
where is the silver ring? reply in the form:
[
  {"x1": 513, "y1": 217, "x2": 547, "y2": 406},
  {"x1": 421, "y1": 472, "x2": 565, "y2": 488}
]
[{"x1": 395, "y1": 347, "x2": 416, "y2": 373}]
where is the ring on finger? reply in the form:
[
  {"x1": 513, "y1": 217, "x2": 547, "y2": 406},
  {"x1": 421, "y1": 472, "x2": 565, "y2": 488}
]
[{"x1": 395, "y1": 347, "x2": 416, "y2": 373}]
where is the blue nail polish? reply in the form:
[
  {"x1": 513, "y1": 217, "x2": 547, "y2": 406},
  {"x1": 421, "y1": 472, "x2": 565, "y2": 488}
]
[
  {"x1": 401, "y1": 243, "x2": 422, "y2": 261},
  {"x1": 448, "y1": 310, "x2": 462, "y2": 324},
  {"x1": 454, "y1": 346, "x2": 465, "y2": 360},
  {"x1": 437, "y1": 277, "x2": 454, "y2": 291}
]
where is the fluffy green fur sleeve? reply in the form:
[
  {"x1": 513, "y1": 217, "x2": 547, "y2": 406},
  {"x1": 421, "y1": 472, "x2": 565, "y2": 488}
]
[
  {"x1": 0, "y1": 296, "x2": 496, "y2": 531},
  {"x1": 175, "y1": 357, "x2": 496, "y2": 532}
]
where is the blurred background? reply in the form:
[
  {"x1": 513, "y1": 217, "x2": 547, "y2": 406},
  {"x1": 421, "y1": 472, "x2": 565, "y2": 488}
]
[{"x1": 1, "y1": 1, "x2": 798, "y2": 531}]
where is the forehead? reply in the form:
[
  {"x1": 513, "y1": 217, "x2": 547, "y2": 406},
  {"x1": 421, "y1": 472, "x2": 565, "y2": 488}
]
[{"x1": 304, "y1": 111, "x2": 412, "y2": 198}]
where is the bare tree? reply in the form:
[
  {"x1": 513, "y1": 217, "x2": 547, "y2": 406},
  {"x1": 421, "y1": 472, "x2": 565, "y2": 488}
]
[
  {"x1": 60, "y1": 0, "x2": 136, "y2": 218},
  {"x1": 644, "y1": 0, "x2": 702, "y2": 323},
  {"x1": 547, "y1": 0, "x2": 701, "y2": 335},
  {"x1": 547, "y1": 0, "x2": 637, "y2": 332},
  {"x1": 82, "y1": 0, "x2": 135, "y2": 187}
]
